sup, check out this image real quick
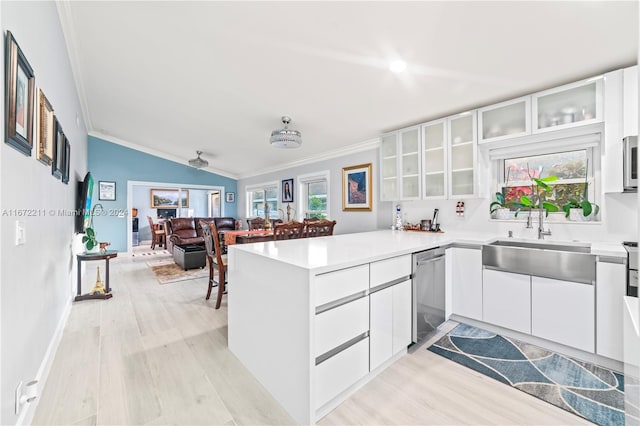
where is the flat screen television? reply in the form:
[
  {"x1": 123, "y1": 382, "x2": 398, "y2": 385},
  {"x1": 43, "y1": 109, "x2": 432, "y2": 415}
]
[{"x1": 76, "y1": 172, "x2": 94, "y2": 233}]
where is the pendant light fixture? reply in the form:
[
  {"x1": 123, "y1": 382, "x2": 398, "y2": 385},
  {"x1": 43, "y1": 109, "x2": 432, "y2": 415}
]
[
  {"x1": 188, "y1": 150, "x2": 209, "y2": 169},
  {"x1": 270, "y1": 116, "x2": 302, "y2": 148}
]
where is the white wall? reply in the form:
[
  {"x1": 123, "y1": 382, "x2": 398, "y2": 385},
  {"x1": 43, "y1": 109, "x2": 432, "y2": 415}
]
[
  {"x1": 238, "y1": 148, "x2": 381, "y2": 234},
  {"x1": 1, "y1": 2, "x2": 88, "y2": 424}
]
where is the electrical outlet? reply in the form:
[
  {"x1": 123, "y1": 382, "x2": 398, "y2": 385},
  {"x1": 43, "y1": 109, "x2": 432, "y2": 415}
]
[{"x1": 15, "y1": 381, "x2": 23, "y2": 414}]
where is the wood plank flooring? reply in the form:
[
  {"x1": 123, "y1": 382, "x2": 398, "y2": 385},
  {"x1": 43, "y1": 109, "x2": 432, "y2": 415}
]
[{"x1": 33, "y1": 246, "x2": 588, "y2": 425}]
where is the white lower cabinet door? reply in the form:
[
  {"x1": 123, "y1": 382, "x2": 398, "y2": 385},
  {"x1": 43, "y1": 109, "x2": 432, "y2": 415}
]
[
  {"x1": 315, "y1": 296, "x2": 369, "y2": 357},
  {"x1": 596, "y1": 261, "x2": 626, "y2": 361},
  {"x1": 531, "y1": 276, "x2": 595, "y2": 353},
  {"x1": 482, "y1": 269, "x2": 531, "y2": 334},
  {"x1": 449, "y1": 248, "x2": 483, "y2": 320},
  {"x1": 315, "y1": 337, "x2": 369, "y2": 409},
  {"x1": 392, "y1": 280, "x2": 412, "y2": 354},
  {"x1": 369, "y1": 286, "x2": 393, "y2": 371}
]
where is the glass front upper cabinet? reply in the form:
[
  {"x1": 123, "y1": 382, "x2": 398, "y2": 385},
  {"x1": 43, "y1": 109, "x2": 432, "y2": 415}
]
[
  {"x1": 478, "y1": 96, "x2": 530, "y2": 144},
  {"x1": 532, "y1": 77, "x2": 603, "y2": 133},
  {"x1": 448, "y1": 112, "x2": 477, "y2": 197},
  {"x1": 422, "y1": 120, "x2": 447, "y2": 198},
  {"x1": 399, "y1": 127, "x2": 421, "y2": 200},
  {"x1": 380, "y1": 133, "x2": 399, "y2": 201}
]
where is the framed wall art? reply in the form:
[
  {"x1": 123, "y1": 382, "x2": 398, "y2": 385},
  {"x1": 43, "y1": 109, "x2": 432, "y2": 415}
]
[
  {"x1": 52, "y1": 117, "x2": 64, "y2": 179},
  {"x1": 151, "y1": 189, "x2": 189, "y2": 208},
  {"x1": 5, "y1": 31, "x2": 35, "y2": 156},
  {"x1": 99, "y1": 181, "x2": 116, "y2": 201},
  {"x1": 62, "y1": 137, "x2": 70, "y2": 184},
  {"x1": 342, "y1": 163, "x2": 372, "y2": 211},
  {"x1": 37, "y1": 89, "x2": 54, "y2": 165},
  {"x1": 282, "y1": 178, "x2": 293, "y2": 203},
  {"x1": 226, "y1": 192, "x2": 235, "y2": 203}
]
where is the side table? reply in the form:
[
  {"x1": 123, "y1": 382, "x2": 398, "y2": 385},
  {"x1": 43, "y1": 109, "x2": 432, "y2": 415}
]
[{"x1": 75, "y1": 250, "x2": 118, "y2": 301}]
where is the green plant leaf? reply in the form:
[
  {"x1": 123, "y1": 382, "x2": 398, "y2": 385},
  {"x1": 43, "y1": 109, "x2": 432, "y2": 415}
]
[
  {"x1": 539, "y1": 176, "x2": 558, "y2": 183},
  {"x1": 490, "y1": 201, "x2": 502, "y2": 213},
  {"x1": 533, "y1": 178, "x2": 551, "y2": 191},
  {"x1": 562, "y1": 204, "x2": 572, "y2": 217},
  {"x1": 593, "y1": 204, "x2": 600, "y2": 216},
  {"x1": 580, "y1": 200, "x2": 592, "y2": 216},
  {"x1": 495, "y1": 192, "x2": 505, "y2": 205},
  {"x1": 86, "y1": 240, "x2": 96, "y2": 250},
  {"x1": 86, "y1": 228, "x2": 95, "y2": 238},
  {"x1": 542, "y1": 201, "x2": 559, "y2": 213},
  {"x1": 520, "y1": 196, "x2": 531, "y2": 207},
  {"x1": 82, "y1": 236, "x2": 89, "y2": 243}
]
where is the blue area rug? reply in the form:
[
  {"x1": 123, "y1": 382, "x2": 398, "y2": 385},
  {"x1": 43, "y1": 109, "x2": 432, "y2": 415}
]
[{"x1": 428, "y1": 323, "x2": 626, "y2": 426}]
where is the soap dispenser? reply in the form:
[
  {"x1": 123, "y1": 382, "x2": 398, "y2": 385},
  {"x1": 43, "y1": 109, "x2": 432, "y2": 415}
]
[{"x1": 393, "y1": 204, "x2": 404, "y2": 230}]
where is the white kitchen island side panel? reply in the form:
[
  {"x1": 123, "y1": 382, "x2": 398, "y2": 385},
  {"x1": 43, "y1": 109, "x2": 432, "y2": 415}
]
[{"x1": 228, "y1": 248, "x2": 314, "y2": 425}]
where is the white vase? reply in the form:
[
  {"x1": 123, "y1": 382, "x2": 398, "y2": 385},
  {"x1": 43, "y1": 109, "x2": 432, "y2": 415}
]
[
  {"x1": 85, "y1": 244, "x2": 100, "y2": 254},
  {"x1": 568, "y1": 208, "x2": 592, "y2": 222},
  {"x1": 495, "y1": 208, "x2": 511, "y2": 220}
]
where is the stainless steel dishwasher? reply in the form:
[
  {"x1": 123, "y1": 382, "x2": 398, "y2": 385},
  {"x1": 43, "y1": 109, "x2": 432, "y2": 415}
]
[{"x1": 412, "y1": 247, "x2": 446, "y2": 346}]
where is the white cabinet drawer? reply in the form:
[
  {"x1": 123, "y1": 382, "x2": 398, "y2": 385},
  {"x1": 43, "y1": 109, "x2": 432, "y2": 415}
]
[
  {"x1": 315, "y1": 296, "x2": 369, "y2": 357},
  {"x1": 370, "y1": 255, "x2": 411, "y2": 288},
  {"x1": 315, "y1": 337, "x2": 369, "y2": 409},
  {"x1": 314, "y1": 264, "x2": 369, "y2": 307}
]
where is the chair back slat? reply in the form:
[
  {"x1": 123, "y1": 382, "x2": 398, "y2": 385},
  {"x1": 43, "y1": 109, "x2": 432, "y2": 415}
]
[
  {"x1": 273, "y1": 221, "x2": 305, "y2": 240},
  {"x1": 305, "y1": 219, "x2": 336, "y2": 237}
]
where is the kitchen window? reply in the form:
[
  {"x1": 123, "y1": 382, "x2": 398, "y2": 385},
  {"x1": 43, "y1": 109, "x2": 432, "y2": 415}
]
[
  {"x1": 298, "y1": 171, "x2": 330, "y2": 220},
  {"x1": 498, "y1": 148, "x2": 597, "y2": 217},
  {"x1": 247, "y1": 183, "x2": 278, "y2": 218}
]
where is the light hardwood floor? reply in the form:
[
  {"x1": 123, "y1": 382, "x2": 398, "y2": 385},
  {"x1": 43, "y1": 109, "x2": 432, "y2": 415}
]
[{"x1": 33, "y1": 246, "x2": 589, "y2": 425}]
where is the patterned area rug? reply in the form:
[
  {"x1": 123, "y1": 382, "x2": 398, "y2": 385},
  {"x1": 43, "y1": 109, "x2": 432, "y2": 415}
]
[
  {"x1": 132, "y1": 249, "x2": 170, "y2": 257},
  {"x1": 428, "y1": 323, "x2": 625, "y2": 426},
  {"x1": 147, "y1": 258, "x2": 209, "y2": 284}
]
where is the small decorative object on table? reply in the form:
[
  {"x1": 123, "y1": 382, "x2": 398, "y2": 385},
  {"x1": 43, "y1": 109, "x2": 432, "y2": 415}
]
[{"x1": 99, "y1": 241, "x2": 111, "y2": 254}]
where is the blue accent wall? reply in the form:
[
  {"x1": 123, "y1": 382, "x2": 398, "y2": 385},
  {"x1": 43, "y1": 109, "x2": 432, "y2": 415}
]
[{"x1": 88, "y1": 136, "x2": 237, "y2": 251}]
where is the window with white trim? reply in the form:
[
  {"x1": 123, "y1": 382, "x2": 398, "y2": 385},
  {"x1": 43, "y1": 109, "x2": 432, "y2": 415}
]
[
  {"x1": 247, "y1": 183, "x2": 279, "y2": 219},
  {"x1": 298, "y1": 171, "x2": 330, "y2": 220}
]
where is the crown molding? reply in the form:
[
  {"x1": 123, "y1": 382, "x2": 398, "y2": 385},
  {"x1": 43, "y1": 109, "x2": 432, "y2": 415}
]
[
  {"x1": 55, "y1": 1, "x2": 93, "y2": 131},
  {"x1": 237, "y1": 137, "x2": 381, "y2": 179},
  {"x1": 88, "y1": 131, "x2": 239, "y2": 179}
]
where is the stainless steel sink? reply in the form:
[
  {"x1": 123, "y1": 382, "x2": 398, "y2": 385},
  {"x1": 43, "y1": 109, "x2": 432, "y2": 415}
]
[
  {"x1": 488, "y1": 239, "x2": 591, "y2": 253},
  {"x1": 483, "y1": 240, "x2": 595, "y2": 284}
]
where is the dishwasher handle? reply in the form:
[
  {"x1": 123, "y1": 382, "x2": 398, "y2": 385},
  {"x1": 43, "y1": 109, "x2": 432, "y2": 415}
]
[{"x1": 416, "y1": 255, "x2": 445, "y2": 266}]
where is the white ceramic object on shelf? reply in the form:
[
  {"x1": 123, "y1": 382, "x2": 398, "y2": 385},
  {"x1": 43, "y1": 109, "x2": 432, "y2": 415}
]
[
  {"x1": 569, "y1": 208, "x2": 593, "y2": 222},
  {"x1": 495, "y1": 208, "x2": 511, "y2": 220}
]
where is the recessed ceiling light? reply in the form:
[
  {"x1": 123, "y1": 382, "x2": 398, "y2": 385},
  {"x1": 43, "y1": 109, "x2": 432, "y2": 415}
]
[{"x1": 389, "y1": 60, "x2": 407, "y2": 73}]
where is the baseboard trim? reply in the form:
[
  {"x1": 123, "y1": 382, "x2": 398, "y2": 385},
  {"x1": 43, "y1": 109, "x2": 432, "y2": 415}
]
[{"x1": 15, "y1": 295, "x2": 73, "y2": 426}]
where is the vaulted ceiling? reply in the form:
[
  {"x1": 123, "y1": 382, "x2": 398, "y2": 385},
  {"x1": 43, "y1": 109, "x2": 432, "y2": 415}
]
[{"x1": 58, "y1": 1, "x2": 638, "y2": 178}]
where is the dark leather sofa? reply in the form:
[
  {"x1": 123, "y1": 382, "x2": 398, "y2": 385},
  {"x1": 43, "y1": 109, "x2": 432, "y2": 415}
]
[{"x1": 166, "y1": 217, "x2": 235, "y2": 252}]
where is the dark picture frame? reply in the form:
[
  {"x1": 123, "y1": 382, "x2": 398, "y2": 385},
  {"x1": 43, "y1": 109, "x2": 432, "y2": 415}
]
[
  {"x1": 342, "y1": 163, "x2": 372, "y2": 211},
  {"x1": 98, "y1": 181, "x2": 116, "y2": 201},
  {"x1": 62, "y1": 137, "x2": 70, "y2": 184},
  {"x1": 37, "y1": 89, "x2": 54, "y2": 165},
  {"x1": 226, "y1": 192, "x2": 235, "y2": 203},
  {"x1": 52, "y1": 117, "x2": 64, "y2": 179},
  {"x1": 151, "y1": 189, "x2": 189, "y2": 208},
  {"x1": 282, "y1": 178, "x2": 294, "y2": 203},
  {"x1": 5, "y1": 31, "x2": 35, "y2": 156}
]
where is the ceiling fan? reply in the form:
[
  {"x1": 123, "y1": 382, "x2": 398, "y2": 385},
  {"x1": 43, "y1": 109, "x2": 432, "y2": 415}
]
[{"x1": 188, "y1": 151, "x2": 209, "y2": 169}]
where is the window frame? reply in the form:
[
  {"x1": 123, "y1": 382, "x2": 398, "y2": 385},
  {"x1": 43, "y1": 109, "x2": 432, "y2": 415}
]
[
  {"x1": 246, "y1": 181, "x2": 279, "y2": 219},
  {"x1": 297, "y1": 171, "x2": 330, "y2": 221}
]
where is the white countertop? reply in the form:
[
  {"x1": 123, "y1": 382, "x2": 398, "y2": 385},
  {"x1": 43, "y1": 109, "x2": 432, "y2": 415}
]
[{"x1": 229, "y1": 230, "x2": 627, "y2": 274}]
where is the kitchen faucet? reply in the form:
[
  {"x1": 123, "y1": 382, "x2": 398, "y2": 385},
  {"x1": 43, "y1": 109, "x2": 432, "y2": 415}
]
[{"x1": 537, "y1": 208, "x2": 552, "y2": 239}]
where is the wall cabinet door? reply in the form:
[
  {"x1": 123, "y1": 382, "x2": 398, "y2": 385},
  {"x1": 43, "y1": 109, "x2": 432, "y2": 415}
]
[
  {"x1": 449, "y1": 247, "x2": 483, "y2": 320},
  {"x1": 532, "y1": 78, "x2": 603, "y2": 133},
  {"x1": 531, "y1": 276, "x2": 595, "y2": 353},
  {"x1": 448, "y1": 112, "x2": 477, "y2": 198},
  {"x1": 380, "y1": 133, "x2": 399, "y2": 201},
  {"x1": 482, "y1": 269, "x2": 531, "y2": 334},
  {"x1": 399, "y1": 127, "x2": 421, "y2": 200},
  {"x1": 422, "y1": 119, "x2": 447, "y2": 199},
  {"x1": 623, "y1": 65, "x2": 638, "y2": 137},
  {"x1": 596, "y1": 260, "x2": 627, "y2": 361},
  {"x1": 478, "y1": 96, "x2": 530, "y2": 144}
]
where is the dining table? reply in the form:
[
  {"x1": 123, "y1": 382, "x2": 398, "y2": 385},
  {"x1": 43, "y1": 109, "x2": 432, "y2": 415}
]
[
  {"x1": 222, "y1": 229, "x2": 273, "y2": 246},
  {"x1": 234, "y1": 232, "x2": 275, "y2": 245}
]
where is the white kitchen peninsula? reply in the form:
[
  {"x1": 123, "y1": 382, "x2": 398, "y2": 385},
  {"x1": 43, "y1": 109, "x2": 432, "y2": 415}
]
[{"x1": 227, "y1": 230, "x2": 626, "y2": 424}]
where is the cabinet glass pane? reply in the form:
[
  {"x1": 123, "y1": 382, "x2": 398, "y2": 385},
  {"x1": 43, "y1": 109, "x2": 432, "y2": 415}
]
[
  {"x1": 451, "y1": 170, "x2": 474, "y2": 196},
  {"x1": 401, "y1": 129, "x2": 419, "y2": 154},
  {"x1": 424, "y1": 148, "x2": 444, "y2": 173},
  {"x1": 383, "y1": 157, "x2": 397, "y2": 178},
  {"x1": 424, "y1": 173, "x2": 445, "y2": 197},
  {"x1": 402, "y1": 153, "x2": 419, "y2": 175},
  {"x1": 383, "y1": 180, "x2": 397, "y2": 200},
  {"x1": 423, "y1": 123, "x2": 444, "y2": 150},
  {"x1": 450, "y1": 115, "x2": 473, "y2": 144},
  {"x1": 537, "y1": 82, "x2": 597, "y2": 130},
  {"x1": 482, "y1": 101, "x2": 526, "y2": 139},
  {"x1": 382, "y1": 135, "x2": 397, "y2": 157},
  {"x1": 402, "y1": 176, "x2": 419, "y2": 198},
  {"x1": 451, "y1": 143, "x2": 473, "y2": 170}
]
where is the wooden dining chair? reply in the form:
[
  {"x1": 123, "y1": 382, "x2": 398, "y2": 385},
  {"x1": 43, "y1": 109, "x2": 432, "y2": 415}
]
[
  {"x1": 200, "y1": 220, "x2": 227, "y2": 309},
  {"x1": 147, "y1": 216, "x2": 165, "y2": 249},
  {"x1": 305, "y1": 219, "x2": 336, "y2": 238},
  {"x1": 247, "y1": 217, "x2": 266, "y2": 230},
  {"x1": 273, "y1": 221, "x2": 305, "y2": 240}
]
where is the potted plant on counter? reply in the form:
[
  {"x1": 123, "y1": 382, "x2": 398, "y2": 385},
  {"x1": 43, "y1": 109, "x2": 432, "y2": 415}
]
[
  {"x1": 511, "y1": 174, "x2": 560, "y2": 218},
  {"x1": 490, "y1": 192, "x2": 512, "y2": 219},
  {"x1": 561, "y1": 160, "x2": 599, "y2": 221}
]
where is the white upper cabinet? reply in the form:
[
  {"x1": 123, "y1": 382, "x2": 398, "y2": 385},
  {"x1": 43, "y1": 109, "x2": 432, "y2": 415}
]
[
  {"x1": 478, "y1": 96, "x2": 531, "y2": 143},
  {"x1": 381, "y1": 133, "x2": 399, "y2": 201},
  {"x1": 448, "y1": 112, "x2": 477, "y2": 198},
  {"x1": 532, "y1": 77, "x2": 603, "y2": 133},
  {"x1": 421, "y1": 119, "x2": 447, "y2": 199},
  {"x1": 623, "y1": 65, "x2": 638, "y2": 136},
  {"x1": 399, "y1": 127, "x2": 421, "y2": 200}
]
